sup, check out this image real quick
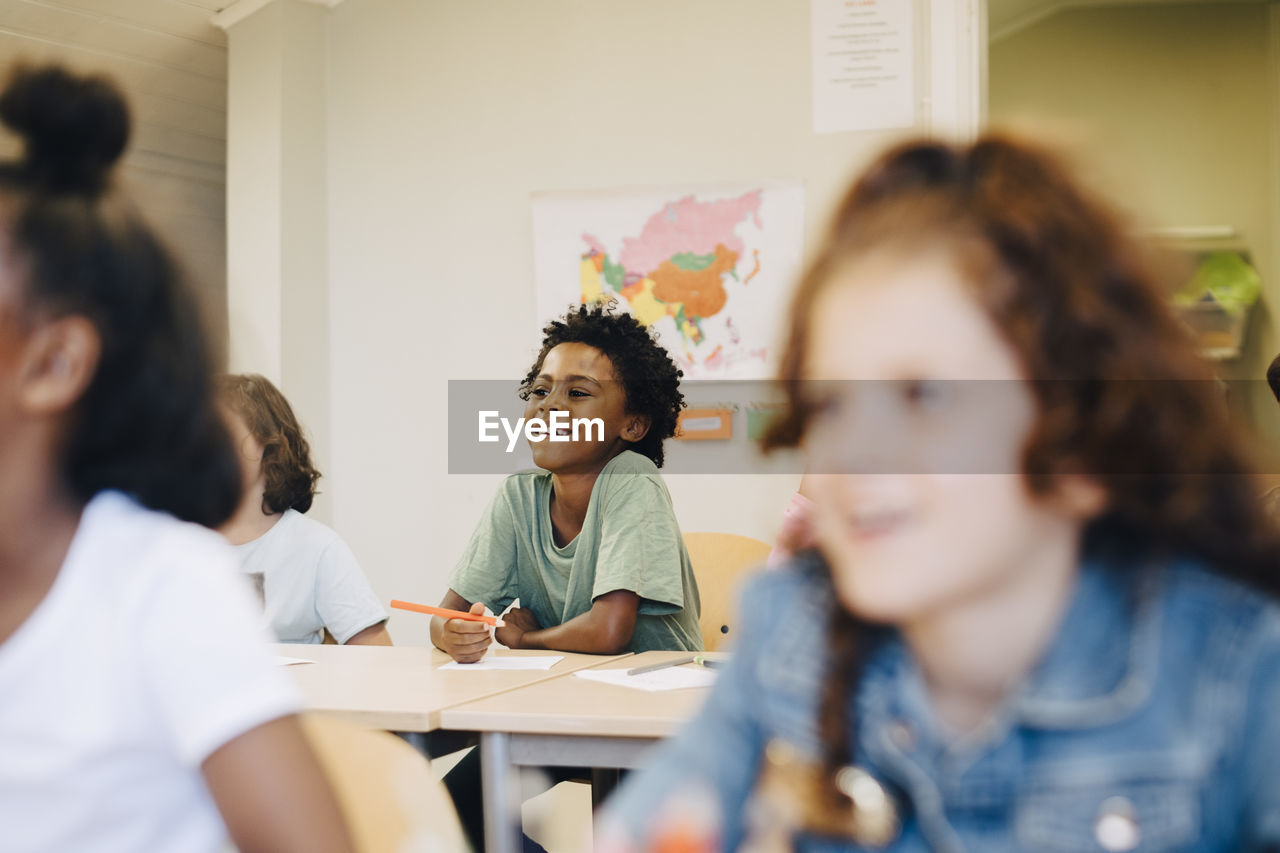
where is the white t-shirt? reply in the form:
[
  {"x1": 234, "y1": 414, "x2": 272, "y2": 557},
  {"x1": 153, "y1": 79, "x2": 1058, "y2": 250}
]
[
  {"x1": 0, "y1": 491, "x2": 300, "y2": 853},
  {"x1": 233, "y1": 509, "x2": 386, "y2": 644}
]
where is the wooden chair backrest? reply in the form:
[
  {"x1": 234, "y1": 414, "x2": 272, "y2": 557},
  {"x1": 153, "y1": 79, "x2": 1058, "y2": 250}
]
[
  {"x1": 683, "y1": 532, "x2": 772, "y2": 652},
  {"x1": 300, "y1": 715, "x2": 468, "y2": 852}
]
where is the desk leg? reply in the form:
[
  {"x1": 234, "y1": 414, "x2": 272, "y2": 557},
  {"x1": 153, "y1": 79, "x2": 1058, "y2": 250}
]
[
  {"x1": 480, "y1": 731, "x2": 520, "y2": 853},
  {"x1": 591, "y1": 767, "x2": 622, "y2": 808}
]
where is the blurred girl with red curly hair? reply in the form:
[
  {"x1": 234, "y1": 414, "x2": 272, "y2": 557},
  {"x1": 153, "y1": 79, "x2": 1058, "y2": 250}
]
[{"x1": 602, "y1": 134, "x2": 1280, "y2": 851}]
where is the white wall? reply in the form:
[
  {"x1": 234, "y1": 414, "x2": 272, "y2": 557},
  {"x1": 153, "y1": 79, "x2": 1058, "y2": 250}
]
[
  {"x1": 226, "y1": 5, "x2": 284, "y2": 380},
  {"x1": 320, "y1": 0, "x2": 931, "y2": 642},
  {"x1": 225, "y1": 0, "x2": 334, "y2": 520}
]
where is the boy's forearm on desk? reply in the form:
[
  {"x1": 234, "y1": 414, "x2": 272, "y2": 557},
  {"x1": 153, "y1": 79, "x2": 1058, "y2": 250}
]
[
  {"x1": 519, "y1": 623, "x2": 626, "y2": 654},
  {"x1": 517, "y1": 605, "x2": 635, "y2": 654}
]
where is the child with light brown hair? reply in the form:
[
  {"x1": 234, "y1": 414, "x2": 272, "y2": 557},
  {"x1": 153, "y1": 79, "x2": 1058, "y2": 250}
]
[{"x1": 219, "y1": 373, "x2": 390, "y2": 646}]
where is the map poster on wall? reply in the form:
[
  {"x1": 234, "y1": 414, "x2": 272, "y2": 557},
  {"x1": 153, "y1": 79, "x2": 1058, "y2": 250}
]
[{"x1": 531, "y1": 182, "x2": 805, "y2": 381}]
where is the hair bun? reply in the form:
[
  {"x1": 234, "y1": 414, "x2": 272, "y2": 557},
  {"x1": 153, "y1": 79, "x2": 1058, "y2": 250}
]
[{"x1": 0, "y1": 64, "x2": 130, "y2": 194}]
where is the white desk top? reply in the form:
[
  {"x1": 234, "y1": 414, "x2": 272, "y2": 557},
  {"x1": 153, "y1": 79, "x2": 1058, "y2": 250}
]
[
  {"x1": 273, "y1": 643, "x2": 626, "y2": 732},
  {"x1": 437, "y1": 650, "x2": 714, "y2": 738}
]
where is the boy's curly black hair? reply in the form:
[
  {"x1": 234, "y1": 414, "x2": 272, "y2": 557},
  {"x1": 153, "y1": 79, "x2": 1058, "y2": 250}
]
[{"x1": 519, "y1": 302, "x2": 685, "y2": 468}]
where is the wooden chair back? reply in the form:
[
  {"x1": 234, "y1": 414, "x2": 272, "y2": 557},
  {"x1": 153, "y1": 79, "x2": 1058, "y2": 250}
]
[
  {"x1": 683, "y1": 532, "x2": 771, "y2": 652},
  {"x1": 301, "y1": 715, "x2": 468, "y2": 852}
]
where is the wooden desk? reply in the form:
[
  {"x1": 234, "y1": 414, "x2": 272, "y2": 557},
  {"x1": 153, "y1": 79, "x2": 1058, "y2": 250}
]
[
  {"x1": 439, "y1": 651, "x2": 714, "y2": 853},
  {"x1": 273, "y1": 643, "x2": 626, "y2": 733}
]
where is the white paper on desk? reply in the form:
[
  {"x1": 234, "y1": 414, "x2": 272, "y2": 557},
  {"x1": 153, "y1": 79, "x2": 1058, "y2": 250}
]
[
  {"x1": 274, "y1": 656, "x2": 315, "y2": 666},
  {"x1": 439, "y1": 656, "x2": 564, "y2": 671},
  {"x1": 575, "y1": 667, "x2": 717, "y2": 692}
]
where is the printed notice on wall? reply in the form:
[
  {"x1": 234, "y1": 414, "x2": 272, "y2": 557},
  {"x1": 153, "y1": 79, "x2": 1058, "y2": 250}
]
[{"x1": 811, "y1": 0, "x2": 916, "y2": 134}]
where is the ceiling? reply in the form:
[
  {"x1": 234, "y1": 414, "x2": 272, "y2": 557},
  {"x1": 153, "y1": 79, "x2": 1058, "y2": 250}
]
[
  {"x1": 0, "y1": 0, "x2": 228, "y2": 183},
  {"x1": 0, "y1": 1, "x2": 1268, "y2": 179},
  {"x1": 989, "y1": 0, "x2": 1073, "y2": 37},
  {"x1": 989, "y1": 0, "x2": 1270, "y2": 42}
]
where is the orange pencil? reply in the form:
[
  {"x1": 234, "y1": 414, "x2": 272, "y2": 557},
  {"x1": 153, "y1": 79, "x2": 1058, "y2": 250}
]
[{"x1": 390, "y1": 599, "x2": 505, "y2": 627}]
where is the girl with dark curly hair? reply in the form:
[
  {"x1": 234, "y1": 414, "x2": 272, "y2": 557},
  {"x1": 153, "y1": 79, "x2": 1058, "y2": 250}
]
[
  {"x1": 431, "y1": 302, "x2": 701, "y2": 661},
  {"x1": 602, "y1": 135, "x2": 1280, "y2": 850},
  {"x1": 218, "y1": 373, "x2": 390, "y2": 646},
  {"x1": 0, "y1": 66, "x2": 352, "y2": 852}
]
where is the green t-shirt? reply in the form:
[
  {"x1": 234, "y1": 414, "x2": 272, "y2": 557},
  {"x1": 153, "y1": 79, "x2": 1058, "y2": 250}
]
[{"x1": 449, "y1": 450, "x2": 703, "y2": 653}]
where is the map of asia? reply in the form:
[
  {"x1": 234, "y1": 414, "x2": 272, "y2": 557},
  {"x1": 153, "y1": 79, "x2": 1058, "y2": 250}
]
[{"x1": 532, "y1": 182, "x2": 804, "y2": 380}]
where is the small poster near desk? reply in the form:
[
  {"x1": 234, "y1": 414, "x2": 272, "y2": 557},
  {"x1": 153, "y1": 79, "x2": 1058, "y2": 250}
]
[{"x1": 676, "y1": 407, "x2": 733, "y2": 441}]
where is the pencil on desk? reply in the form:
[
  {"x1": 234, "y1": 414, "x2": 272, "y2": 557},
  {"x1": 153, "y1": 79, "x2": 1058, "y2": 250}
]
[
  {"x1": 627, "y1": 655, "x2": 698, "y2": 676},
  {"x1": 390, "y1": 599, "x2": 505, "y2": 627}
]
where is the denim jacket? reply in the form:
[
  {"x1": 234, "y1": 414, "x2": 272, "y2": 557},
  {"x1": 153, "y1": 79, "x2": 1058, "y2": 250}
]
[{"x1": 602, "y1": 555, "x2": 1280, "y2": 851}]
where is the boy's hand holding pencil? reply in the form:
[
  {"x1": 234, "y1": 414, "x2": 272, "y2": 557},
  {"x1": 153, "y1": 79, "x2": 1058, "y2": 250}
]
[
  {"x1": 390, "y1": 599, "x2": 504, "y2": 626},
  {"x1": 393, "y1": 599, "x2": 498, "y2": 663}
]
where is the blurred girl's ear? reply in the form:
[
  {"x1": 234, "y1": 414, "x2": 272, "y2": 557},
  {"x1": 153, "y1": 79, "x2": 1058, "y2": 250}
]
[
  {"x1": 1050, "y1": 474, "x2": 1108, "y2": 521},
  {"x1": 18, "y1": 315, "x2": 100, "y2": 417}
]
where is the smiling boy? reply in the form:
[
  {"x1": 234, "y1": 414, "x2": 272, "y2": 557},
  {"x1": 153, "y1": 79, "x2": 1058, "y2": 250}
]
[{"x1": 430, "y1": 303, "x2": 702, "y2": 662}]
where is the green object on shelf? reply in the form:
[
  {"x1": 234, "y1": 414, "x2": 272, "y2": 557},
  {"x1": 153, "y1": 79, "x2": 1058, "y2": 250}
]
[
  {"x1": 1173, "y1": 251, "x2": 1261, "y2": 317},
  {"x1": 746, "y1": 406, "x2": 783, "y2": 441}
]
